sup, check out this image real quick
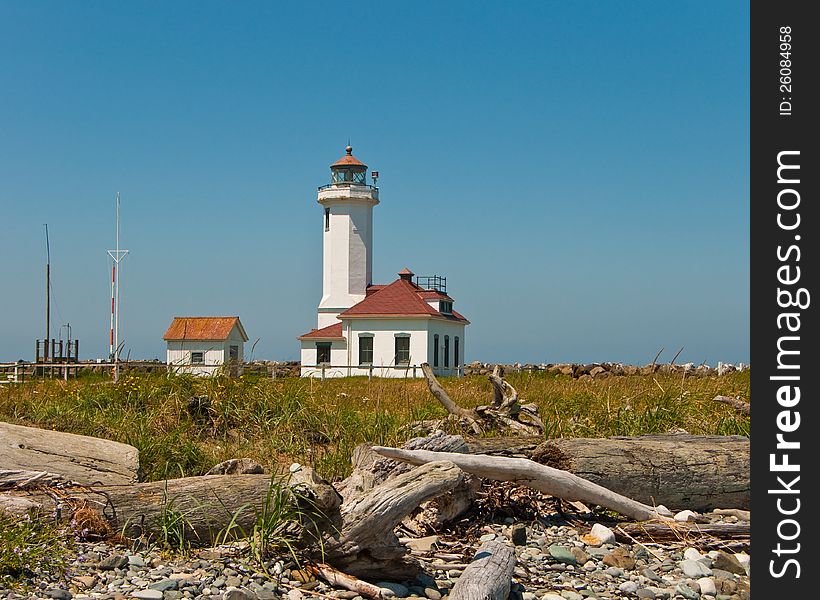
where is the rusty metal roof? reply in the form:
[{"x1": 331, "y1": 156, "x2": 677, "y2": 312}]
[
  {"x1": 331, "y1": 145, "x2": 367, "y2": 168},
  {"x1": 163, "y1": 317, "x2": 248, "y2": 341}
]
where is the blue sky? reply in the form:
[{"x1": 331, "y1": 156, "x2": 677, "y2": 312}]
[{"x1": 0, "y1": 1, "x2": 749, "y2": 365}]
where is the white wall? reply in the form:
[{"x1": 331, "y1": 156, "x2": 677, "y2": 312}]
[
  {"x1": 166, "y1": 340, "x2": 225, "y2": 376},
  {"x1": 317, "y1": 185, "x2": 378, "y2": 328},
  {"x1": 166, "y1": 323, "x2": 246, "y2": 376},
  {"x1": 427, "y1": 320, "x2": 466, "y2": 377},
  {"x1": 299, "y1": 317, "x2": 464, "y2": 379},
  {"x1": 300, "y1": 338, "x2": 348, "y2": 378}
]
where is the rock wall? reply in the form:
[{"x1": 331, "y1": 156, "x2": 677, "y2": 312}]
[{"x1": 461, "y1": 361, "x2": 750, "y2": 379}]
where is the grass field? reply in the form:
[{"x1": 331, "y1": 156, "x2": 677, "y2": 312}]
[{"x1": 0, "y1": 370, "x2": 750, "y2": 483}]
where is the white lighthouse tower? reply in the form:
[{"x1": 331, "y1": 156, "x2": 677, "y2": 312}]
[{"x1": 316, "y1": 145, "x2": 379, "y2": 328}]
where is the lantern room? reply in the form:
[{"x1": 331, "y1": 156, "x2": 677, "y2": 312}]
[{"x1": 330, "y1": 145, "x2": 368, "y2": 185}]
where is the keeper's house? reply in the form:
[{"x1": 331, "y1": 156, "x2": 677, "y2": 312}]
[
  {"x1": 298, "y1": 146, "x2": 469, "y2": 378},
  {"x1": 163, "y1": 316, "x2": 248, "y2": 376}
]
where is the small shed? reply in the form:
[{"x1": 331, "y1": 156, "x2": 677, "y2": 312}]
[{"x1": 163, "y1": 316, "x2": 249, "y2": 376}]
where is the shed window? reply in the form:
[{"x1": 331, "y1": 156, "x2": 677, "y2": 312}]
[
  {"x1": 433, "y1": 334, "x2": 439, "y2": 367},
  {"x1": 444, "y1": 336, "x2": 450, "y2": 368},
  {"x1": 191, "y1": 351, "x2": 204, "y2": 365},
  {"x1": 359, "y1": 336, "x2": 373, "y2": 365},
  {"x1": 316, "y1": 343, "x2": 331, "y2": 365},
  {"x1": 395, "y1": 336, "x2": 410, "y2": 366}
]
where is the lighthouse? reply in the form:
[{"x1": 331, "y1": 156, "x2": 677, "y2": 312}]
[
  {"x1": 299, "y1": 145, "x2": 469, "y2": 378},
  {"x1": 316, "y1": 145, "x2": 379, "y2": 328}
]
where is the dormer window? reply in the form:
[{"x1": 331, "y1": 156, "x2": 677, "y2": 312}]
[{"x1": 440, "y1": 301, "x2": 453, "y2": 314}]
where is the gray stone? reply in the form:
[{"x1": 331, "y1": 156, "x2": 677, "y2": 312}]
[
  {"x1": 675, "y1": 583, "x2": 699, "y2": 600},
  {"x1": 132, "y1": 592, "x2": 164, "y2": 600},
  {"x1": 377, "y1": 583, "x2": 409, "y2": 598},
  {"x1": 680, "y1": 559, "x2": 712, "y2": 578},
  {"x1": 128, "y1": 555, "x2": 147, "y2": 568},
  {"x1": 589, "y1": 524, "x2": 616, "y2": 545},
  {"x1": 224, "y1": 588, "x2": 255, "y2": 600},
  {"x1": 635, "y1": 589, "x2": 656, "y2": 599},
  {"x1": 149, "y1": 579, "x2": 179, "y2": 592},
  {"x1": 548, "y1": 544, "x2": 578, "y2": 566},
  {"x1": 424, "y1": 588, "x2": 441, "y2": 600},
  {"x1": 100, "y1": 555, "x2": 129, "y2": 570},
  {"x1": 618, "y1": 582, "x2": 639, "y2": 594},
  {"x1": 510, "y1": 524, "x2": 527, "y2": 546},
  {"x1": 711, "y1": 551, "x2": 746, "y2": 575},
  {"x1": 479, "y1": 533, "x2": 497, "y2": 542},
  {"x1": 45, "y1": 590, "x2": 72, "y2": 600},
  {"x1": 697, "y1": 577, "x2": 716, "y2": 596},
  {"x1": 560, "y1": 592, "x2": 583, "y2": 600},
  {"x1": 642, "y1": 568, "x2": 664, "y2": 583}
]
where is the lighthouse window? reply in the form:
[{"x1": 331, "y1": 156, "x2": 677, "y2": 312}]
[
  {"x1": 433, "y1": 334, "x2": 439, "y2": 367},
  {"x1": 353, "y1": 171, "x2": 366, "y2": 184},
  {"x1": 359, "y1": 335, "x2": 373, "y2": 366},
  {"x1": 324, "y1": 208, "x2": 330, "y2": 231},
  {"x1": 316, "y1": 343, "x2": 331, "y2": 365},
  {"x1": 395, "y1": 335, "x2": 410, "y2": 366},
  {"x1": 444, "y1": 336, "x2": 450, "y2": 368}
]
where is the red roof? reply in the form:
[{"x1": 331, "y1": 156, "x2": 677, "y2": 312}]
[
  {"x1": 298, "y1": 322, "x2": 344, "y2": 340},
  {"x1": 338, "y1": 276, "x2": 469, "y2": 323},
  {"x1": 331, "y1": 146, "x2": 367, "y2": 168},
  {"x1": 163, "y1": 317, "x2": 248, "y2": 341}
]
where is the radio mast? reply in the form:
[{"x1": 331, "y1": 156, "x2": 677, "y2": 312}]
[{"x1": 107, "y1": 193, "x2": 129, "y2": 382}]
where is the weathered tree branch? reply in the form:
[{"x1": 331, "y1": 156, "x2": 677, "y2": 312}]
[
  {"x1": 371, "y1": 446, "x2": 673, "y2": 522},
  {"x1": 421, "y1": 363, "x2": 483, "y2": 434},
  {"x1": 324, "y1": 460, "x2": 464, "y2": 579},
  {"x1": 713, "y1": 395, "x2": 751, "y2": 416}
]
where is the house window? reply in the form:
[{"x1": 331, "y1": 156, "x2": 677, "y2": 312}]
[
  {"x1": 454, "y1": 337, "x2": 460, "y2": 367},
  {"x1": 359, "y1": 335, "x2": 373, "y2": 365},
  {"x1": 316, "y1": 342, "x2": 331, "y2": 365},
  {"x1": 444, "y1": 336, "x2": 450, "y2": 368},
  {"x1": 191, "y1": 351, "x2": 204, "y2": 365},
  {"x1": 433, "y1": 334, "x2": 439, "y2": 367},
  {"x1": 324, "y1": 208, "x2": 330, "y2": 231},
  {"x1": 395, "y1": 336, "x2": 410, "y2": 366}
]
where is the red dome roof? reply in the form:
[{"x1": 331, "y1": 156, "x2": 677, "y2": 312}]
[{"x1": 331, "y1": 145, "x2": 367, "y2": 168}]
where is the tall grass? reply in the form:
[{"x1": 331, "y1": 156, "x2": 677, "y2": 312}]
[{"x1": 0, "y1": 370, "x2": 749, "y2": 482}]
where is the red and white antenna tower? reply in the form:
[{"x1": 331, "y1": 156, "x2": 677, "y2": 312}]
[{"x1": 106, "y1": 192, "x2": 129, "y2": 382}]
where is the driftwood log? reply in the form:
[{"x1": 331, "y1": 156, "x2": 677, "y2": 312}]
[
  {"x1": 324, "y1": 460, "x2": 464, "y2": 579},
  {"x1": 338, "y1": 432, "x2": 479, "y2": 536},
  {"x1": 0, "y1": 421, "x2": 138, "y2": 486},
  {"x1": 531, "y1": 434, "x2": 750, "y2": 511},
  {"x1": 372, "y1": 446, "x2": 673, "y2": 522},
  {"x1": 449, "y1": 540, "x2": 516, "y2": 600},
  {"x1": 616, "y1": 522, "x2": 750, "y2": 549},
  {"x1": 0, "y1": 468, "x2": 341, "y2": 545},
  {"x1": 462, "y1": 434, "x2": 750, "y2": 511}
]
